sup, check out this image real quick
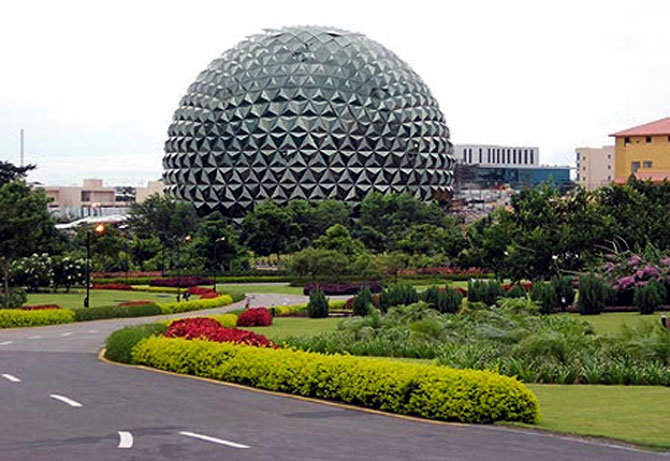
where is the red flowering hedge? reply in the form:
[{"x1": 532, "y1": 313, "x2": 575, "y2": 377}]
[
  {"x1": 117, "y1": 300, "x2": 157, "y2": 308},
  {"x1": 165, "y1": 317, "x2": 275, "y2": 348},
  {"x1": 198, "y1": 291, "x2": 220, "y2": 299},
  {"x1": 149, "y1": 276, "x2": 214, "y2": 288},
  {"x1": 21, "y1": 304, "x2": 61, "y2": 310},
  {"x1": 502, "y1": 282, "x2": 533, "y2": 292},
  {"x1": 91, "y1": 283, "x2": 133, "y2": 291},
  {"x1": 187, "y1": 286, "x2": 220, "y2": 299},
  {"x1": 236, "y1": 307, "x2": 273, "y2": 327}
]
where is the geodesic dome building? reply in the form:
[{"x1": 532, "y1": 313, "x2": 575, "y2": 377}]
[{"x1": 163, "y1": 26, "x2": 454, "y2": 217}]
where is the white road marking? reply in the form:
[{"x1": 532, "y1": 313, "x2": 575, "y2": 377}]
[
  {"x1": 0, "y1": 341, "x2": 13, "y2": 346},
  {"x1": 28, "y1": 335, "x2": 42, "y2": 339},
  {"x1": 49, "y1": 394, "x2": 82, "y2": 407},
  {"x1": 2, "y1": 373, "x2": 21, "y2": 383},
  {"x1": 178, "y1": 431, "x2": 249, "y2": 449},
  {"x1": 88, "y1": 330, "x2": 99, "y2": 333},
  {"x1": 117, "y1": 431, "x2": 133, "y2": 448},
  {"x1": 60, "y1": 332, "x2": 72, "y2": 337}
]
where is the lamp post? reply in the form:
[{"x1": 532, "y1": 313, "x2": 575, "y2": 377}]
[
  {"x1": 177, "y1": 235, "x2": 192, "y2": 302},
  {"x1": 212, "y1": 236, "x2": 226, "y2": 291},
  {"x1": 84, "y1": 223, "x2": 105, "y2": 308}
]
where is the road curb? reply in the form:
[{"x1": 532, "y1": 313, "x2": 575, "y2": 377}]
[{"x1": 97, "y1": 347, "x2": 466, "y2": 428}]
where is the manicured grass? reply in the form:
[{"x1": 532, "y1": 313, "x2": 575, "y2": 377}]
[
  {"x1": 26, "y1": 290, "x2": 176, "y2": 309},
  {"x1": 519, "y1": 384, "x2": 670, "y2": 450},
  {"x1": 215, "y1": 283, "x2": 303, "y2": 297},
  {"x1": 571, "y1": 312, "x2": 664, "y2": 335},
  {"x1": 242, "y1": 317, "x2": 342, "y2": 340}
]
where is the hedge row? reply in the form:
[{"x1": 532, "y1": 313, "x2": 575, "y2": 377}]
[
  {"x1": 273, "y1": 299, "x2": 347, "y2": 316},
  {"x1": 0, "y1": 309, "x2": 76, "y2": 328},
  {"x1": 157, "y1": 294, "x2": 235, "y2": 314},
  {"x1": 74, "y1": 303, "x2": 162, "y2": 322},
  {"x1": 128, "y1": 336, "x2": 539, "y2": 424}
]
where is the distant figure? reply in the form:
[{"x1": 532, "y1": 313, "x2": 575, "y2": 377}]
[
  {"x1": 662, "y1": 315, "x2": 668, "y2": 329},
  {"x1": 183, "y1": 291, "x2": 191, "y2": 301},
  {"x1": 245, "y1": 296, "x2": 250, "y2": 310}
]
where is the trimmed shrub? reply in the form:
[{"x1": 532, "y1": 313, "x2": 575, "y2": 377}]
[
  {"x1": 303, "y1": 281, "x2": 383, "y2": 296},
  {"x1": 157, "y1": 294, "x2": 234, "y2": 314},
  {"x1": 208, "y1": 313, "x2": 238, "y2": 328},
  {"x1": 165, "y1": 317, "x2": 274, "y2": 347},
  {"x1": 104, "y1": 323, "x2": 167, "y2": 363},
  {"x1": 551, "y1": 276, "x2": 576, "y2": 311},
  {"x1": 379, "y1": 284, "x2": 419, "y2": 312},
  {"x1": 130, "y1": 285, "x2": 181, "y2": 293},
  {"x1": 22, "y1": 304, "x2": 60, "y2": 310},
  {"x1": 353, "y1": 287, "x2": 374, "y2": 316},
  {"x1": 467, "y1": 280, "x2": 504, "y2": 306},
  {"x1": 0, "y1": 308, "x2": 75, "y2": 328},
  {"x1": 74, "y1": 303, "x2": 162, "y2": 322},
  {"x1": 505, "y1": 285, "x2": 527, "y2": 299},
  {"x1": 530, "y1": 282, "x2": 558, "y2": 315},
  {"x1": 307, "y1": 290, "x2": 329, "y2": 318},
  {"x1": 91, "y1": 283, "x2": 133, "y2": 291},
  {"x1": 117, "y1": 300, "x2": 156, "y2": 308},
  {"x1": 634, "y1": 281, "x2": 666, "y2": 315},
  {"x1": 435, "y1": 289, "x2": 463, "y2": 314},
  {"x1": 3, "y1": 288, "x2": 28, "y2": 309},
  {"x1": 578, "y1": 274, "x2": 608, "y2": 315},
  {"x1": 237, "y1": 308, "x2": 273, "y2": 327},
  {"x1": 149, "y1": 276, "x2": 214, "y2": 288},
  {"x1": 131, "y1": 337, "x2": 539, "y2": 424}
]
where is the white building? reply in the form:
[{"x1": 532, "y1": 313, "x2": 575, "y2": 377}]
[
  {"x1": 453, "y1": 144, "x2": 540, "y2": 167},
  {"x1": 575, "y1": 146, "x2": 614, "y2": 190}
]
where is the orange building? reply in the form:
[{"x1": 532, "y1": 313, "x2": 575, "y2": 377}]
[{"x1": 610, "y1": 117, "x2": 670, "y2": 183}]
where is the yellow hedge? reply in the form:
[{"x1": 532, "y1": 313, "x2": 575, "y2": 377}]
[
  {"x1": 131, "y1": 337, "x2": 539, "y2": 424},
  {"x1": 0, "y1": 309, "x2": 76, "y2": 328},
  {"x1": 131, "y1": 285, "x2": 181, "y2": 293},
  {"x1": 157, "y1": 294, "x2": 234, "y2": 314}
]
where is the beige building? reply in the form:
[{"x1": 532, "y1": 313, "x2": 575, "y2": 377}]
[
  {"x1": 39, "y1": 179, "x2": 163, "y2": 218},
  {"x1": 575, "y1": 146, "x2": 614, "y2": 190}
]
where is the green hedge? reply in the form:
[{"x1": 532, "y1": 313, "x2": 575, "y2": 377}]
[
  {"x1": 0, "y1": 309, "x2": 76, "y2": 328},
  {"x1": 74, "y1": 303, "x2": 162, "y2": 322},
  {"x1": 131, "y1": 337, "x2": 539, "y2": 424},
  {"x1": 104, "y1": 323, "x2": 168, "y2": 363},
  {"x1": 157, "y1": 294, "x2": 235, "y2": 314}
]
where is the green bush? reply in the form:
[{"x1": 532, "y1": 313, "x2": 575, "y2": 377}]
[
  {"x1": 634, "y1": 281, "x2": 666, "y2": 315},
  {"x1": 379, "y1": 284, "x2": 419, "y2": 312},
  {"x1": 0, "y1": 308, "x2": 75, "y2": 328},
  {"x1": 104, "y1": 323, "x2": 167, "y2": 363},
  {"x1": 530, "y1": 282, "x2": 558, "y2": 315},
  {"x1": 551, "y1": 276, "x2": 575, "y2": 310},
  {"x1": 353, "y1": 287, "x2": 374, "y2": 316},
  {"x1": 74, "y1": 303, "x2": 161, "y2": 322},
  {"x1": 578, "y1": 274, "x2": 608, "y2": 315},
  {"x1": 467, "y1": 280, "x2": 504, "y2": 306},
  {"x1": 421, "y1": 287, "x2": 462, "y2": 314},
  {"x1": 131, "y1": 336, "x2": 539, "y2": 424},
  {"x1": 505, "y1": 285, "x2": 527, "y2": 299},
  {"x1": 4, "y1": 288, "x2": 28, "y2": 308},
  {"x1": 207, "y1": 313, "x2": 238, "y2": 327},
  {"x1": 157, "y1": 294, "x2": 235, "y2": 314},
  {"x1": 307, "y1": 290, "x2": 329, "y2": 318}
]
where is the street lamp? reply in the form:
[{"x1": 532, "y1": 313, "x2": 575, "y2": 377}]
[
  {"x1": 212, "y1": 236, "x2": 226, "y2": 291},
  {"x1": 177, "y1": 235, "x2": 192, "y2": 302},
  {"x1": 84, "y1": 223, "x2": 105, "y2": 308}
]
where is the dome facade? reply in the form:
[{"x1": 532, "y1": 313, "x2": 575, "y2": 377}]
[{"x1": 163, "y1": 26, "x2": 454, "y2": 217}]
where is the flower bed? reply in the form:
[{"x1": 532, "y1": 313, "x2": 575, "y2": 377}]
[
  {"x1": 0, "y1": 308, "x2": 75, "y2": 328},
  {"x1": 398, "y1": 267, "x2": 489, "y2": 277},
  {"x1": 236, "y1": 307, "x2": 273, "y2": 327},
  {"x1": 165, "y1": 317, "x2": 274, "y2": 347},
  {"x1": 303, "y1": 281, "x2": 383, "y2": 296},
  {"x1": 91, "y1": 283, "x2": 133, "y2": 291},
  {"x1": 157, "y1": 294, "x2": 235, "y2": 314},
  {"x1": 21, "y1": 304, "x2": 61, "y2": 310},
  {"x1": 149, "y1": 276, "x2": 214, "y2": 288},
  {"x1": 117, "y1": 300, "x2": 157, "y2": 308},
  {"x1": 93, "y1": 271, "x2": 162, "y2": 279}
]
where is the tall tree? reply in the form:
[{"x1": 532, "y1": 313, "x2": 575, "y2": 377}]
[
  {"x1": 0, "y1": 161, "x2": 35, "y2": 186},
  {"x1": 240, "y1": 201, "x2": 296, "y2": 259},
  {"x1": 0, "y1": 180, "x2": 53, "y2": 306}
]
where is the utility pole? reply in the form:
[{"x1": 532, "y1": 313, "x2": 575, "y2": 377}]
[{"x1": 19, "y1": 128, "x2": 25, "y2": 167}]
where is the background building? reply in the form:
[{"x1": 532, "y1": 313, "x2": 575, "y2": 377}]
[
  {"x1": 453, "y1": 144, "x2": 539, "y2": 167},
  {"x1": 575, "y1": 145, "x2": 614, "y2": 190},
  {"x1": 163, "y1": 26, "x2": 454, "y2": 218},
  {"x1": 39, "y1": 179, "x2": 163, "y2": 218},
  {"x1": 611, "y1": 117, "x2": 670, "y2": 183}
]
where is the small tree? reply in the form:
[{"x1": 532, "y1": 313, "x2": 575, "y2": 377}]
[
  {"x1": 633, "y1": 281, "x2": 665, "y2": 315},
  {"x1": 578, "y1": 274, "x2": 608, "y2": 315},
  {"x1": 551, "y1": 276, "x2": 576, "y2": 311},
  {"x1": 353, "y1": 287, "x2": 374, "y2": 316},
  {"x1": 530, "y1": 282, "x2": 558, "y2": 315},
  {"x1": 307, "y1": 290, "x2": 329, "y2": 318}
]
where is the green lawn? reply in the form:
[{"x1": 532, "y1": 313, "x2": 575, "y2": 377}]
[
  {"x1": 26, "y1": 290, "x2": 176, "y2": 309},
  {"x1": 571, "y1": 312, "x2": 664, "y2": 335},
  {"x1": 243, "y1": 317, "x2": 342, "y2": 340},
  {"x1": 215, "y1": 283, "x2": 303, "y2": 297},
  {"x1": 520, "y1": 384, "x2": 670, "y2": 450}
]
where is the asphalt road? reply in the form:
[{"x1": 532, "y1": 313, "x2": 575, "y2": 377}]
[{"x1": 0, "y1": 293, "x2": 667, "y2": 460}]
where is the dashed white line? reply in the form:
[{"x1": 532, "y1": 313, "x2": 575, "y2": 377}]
[
  {"x1": 178, "y1": 431, "x2": 249, "y2": 449},
  {"x1": 59, "y1": 332, "x2": 72, "y2": 337},
  {"x1": 88, "y1": 329, "x2": 99, "y2": 333},
  {"x1": 49, "y1": 394, "x2": 82, "y2": 407},
  {"x1": 0, "y1": 341, "x2": 13, "y2": 346},
  {"x1": 27, "y1": 335, "x2": 42, "y2": 339},
  {"x1": 2, "y1": 373, "x2": 21, "y2": 383},
  {"x1": 117, "y1": 431, "x2": 133, "y2": 448}
]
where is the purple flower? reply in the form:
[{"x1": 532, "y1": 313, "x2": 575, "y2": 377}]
[
  {"x1": 661, "y1": 257, "x2": 670, "y2": 267},
  {"x1": 628, "y1": 255, "x2": 642, "y2": 266},
  {"x1": 617, "y1": 276, "x2": 636, "y2": 290},
  {"x1": 635, "y1": 270, "x2": 644, "y2": 279},
  {"x1": 642, "y1": 264, "x2": 660, "y2": 278}
]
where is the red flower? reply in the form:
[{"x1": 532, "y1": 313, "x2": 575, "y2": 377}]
[
  {"x1": 236, "y1": 307, "x2": 273, "y2": 327},
  {"x1": 117, "y1": 300, "x2": 155, "y2": 307},
  {"x1": 21, "y1": 304, "x2": 60, "y2": 310},
  {"x1": 165, "y1": 317, "x2": 275, "y2": 348}
]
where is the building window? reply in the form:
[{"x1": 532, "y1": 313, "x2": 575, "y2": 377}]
[
  {"x1": 608, "y1": 165, "x2": 611, "y2": 169},
  {"x1": 646, "y1": 136, "x2": 652, "y2": 143},
  {"x1": 576, "y1": 152, "x2": 580, "y2": 160},
  {"x1": 624, "y1": 137, "x2": 631, "y2": 144},
  {"x1": 479, "y1": 148, "x2": 482, "y2": 163},
  {"x1": 468, "y1": 150, "x2": 472, "y2": 164},
  {"x1": 632, "y1": 161, "x2": 641, "y2": 173},
  {"x1": 524, "y1": 151, "x2": 528, "y2": 164},
  {"x1": 643, "y1": 161, "x2": 653, "y2": 168},
  {"x1": 530, "y1": 151, "x2": 534, "y2": 164},
  {"x1": 608, "y1": 176, "x2": 611, "y2": 180},
  {"x1": 81, "y1": 191, "x2": 91, "y2": 202}
]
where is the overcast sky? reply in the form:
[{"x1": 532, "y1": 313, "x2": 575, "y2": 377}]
[{"x1": 1, "y1": 0, "x2": 669, "y2": 186}]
